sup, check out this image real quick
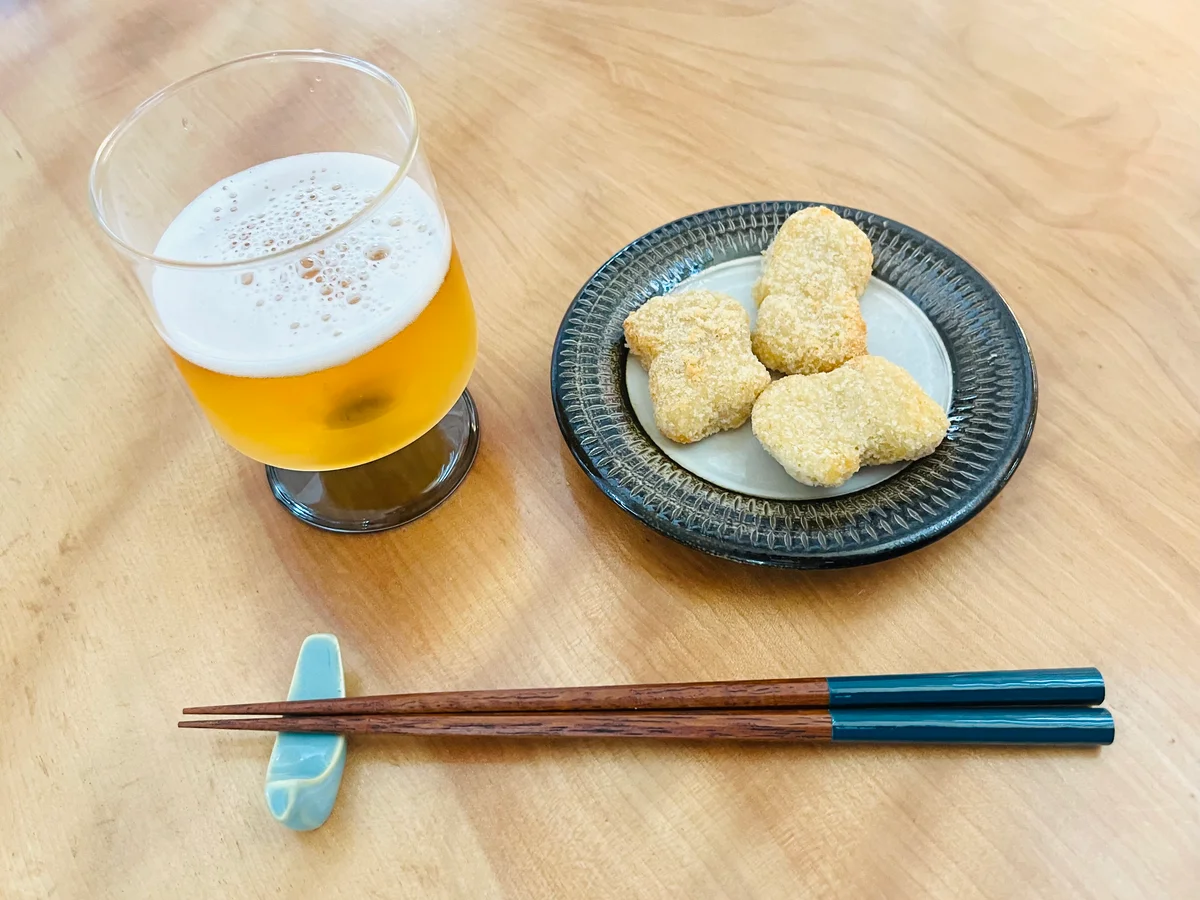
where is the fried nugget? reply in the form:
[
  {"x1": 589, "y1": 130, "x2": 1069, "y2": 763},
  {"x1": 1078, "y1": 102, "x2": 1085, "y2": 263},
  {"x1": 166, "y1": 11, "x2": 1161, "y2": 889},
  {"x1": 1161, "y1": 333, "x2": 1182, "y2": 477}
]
[
  {"x1": 624, "y1": 290, "x2": 771, "y2": 443},
  {"x1": 751, "y1": 206, "x2": 873, "y2": 375},
  {"x1": 752, "y1": 287, "x2": 868, "y2": 375},
  {"x1": 624, "y1": 290, "x2": 750, "y2": 364},
  {"x1": 752, "y1": 355, "x2": 949, "y2": 487}
]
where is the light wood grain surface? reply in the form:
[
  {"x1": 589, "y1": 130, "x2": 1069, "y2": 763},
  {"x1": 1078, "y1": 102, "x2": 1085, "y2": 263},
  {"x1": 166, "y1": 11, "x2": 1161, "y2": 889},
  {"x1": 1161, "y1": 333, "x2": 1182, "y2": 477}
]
[{"x1": 3, "y1": 1, "x2": 1199, "y2": 897}]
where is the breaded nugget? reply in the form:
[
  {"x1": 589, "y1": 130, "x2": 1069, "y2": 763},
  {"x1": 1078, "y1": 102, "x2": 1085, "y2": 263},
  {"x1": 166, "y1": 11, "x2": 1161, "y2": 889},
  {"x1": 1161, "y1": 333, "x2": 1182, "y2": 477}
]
[
  {"x1": 752, "y1": 355, "x2": 949, "y2": 487},
  {"x1": 752, "y1": 287, "x2": 868, "y2": 375},
  {"x1": 624, "y1": 290, "x2": 771, "y2": 443},
  {"x1": 751, "y1": 206, "x2": 873, "y2": 374},
  {"x1": 752, "y1": 206, "x2": 873, "y2": 305},
  {"x1": 624, "y1": 290, "x2": 751, "y2": 365}
]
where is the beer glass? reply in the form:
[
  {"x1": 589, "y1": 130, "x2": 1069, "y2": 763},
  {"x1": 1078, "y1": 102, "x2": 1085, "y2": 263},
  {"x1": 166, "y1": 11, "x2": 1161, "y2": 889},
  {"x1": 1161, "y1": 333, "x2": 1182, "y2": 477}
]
[{"x1": 89, "y1": 51, "x2": 479, "y2": 532}]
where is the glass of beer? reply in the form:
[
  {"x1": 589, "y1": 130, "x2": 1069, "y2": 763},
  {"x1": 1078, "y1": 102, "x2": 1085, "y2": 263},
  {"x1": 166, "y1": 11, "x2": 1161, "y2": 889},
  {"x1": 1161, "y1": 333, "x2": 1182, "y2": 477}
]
[{"x1": 88, "y1": 51, "x2": 479, "y2": 531}]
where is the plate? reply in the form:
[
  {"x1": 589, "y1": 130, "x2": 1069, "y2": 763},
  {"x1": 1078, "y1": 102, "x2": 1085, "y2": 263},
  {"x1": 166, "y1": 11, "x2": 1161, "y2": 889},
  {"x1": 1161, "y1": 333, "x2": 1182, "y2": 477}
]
[{"x1": 551, "y1": 202, "x2": 1036, "y2": 568}]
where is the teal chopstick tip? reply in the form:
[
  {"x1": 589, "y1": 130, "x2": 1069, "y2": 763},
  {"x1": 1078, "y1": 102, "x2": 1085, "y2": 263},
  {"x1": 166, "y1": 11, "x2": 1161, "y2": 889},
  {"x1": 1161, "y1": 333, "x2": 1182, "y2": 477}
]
[
  {"x1": 829, "y1": 706, "x2": 1114, "y2": 745},
  {"x1": 826, "y1": 667, "x2": 1105, "y2": 708}
]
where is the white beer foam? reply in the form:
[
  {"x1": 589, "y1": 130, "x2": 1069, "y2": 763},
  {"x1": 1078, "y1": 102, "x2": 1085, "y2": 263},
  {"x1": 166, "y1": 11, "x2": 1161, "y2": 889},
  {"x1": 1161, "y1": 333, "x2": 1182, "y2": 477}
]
[{"x1": 152, "y1": 152, "x2": 451, "y2": 378}]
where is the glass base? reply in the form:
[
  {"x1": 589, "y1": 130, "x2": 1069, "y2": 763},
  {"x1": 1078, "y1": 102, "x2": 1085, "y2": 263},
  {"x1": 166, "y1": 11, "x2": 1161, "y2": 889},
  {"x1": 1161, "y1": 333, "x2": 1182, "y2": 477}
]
[{"x1": 266, "y1": 390, "x2": 480, "y2": 533}]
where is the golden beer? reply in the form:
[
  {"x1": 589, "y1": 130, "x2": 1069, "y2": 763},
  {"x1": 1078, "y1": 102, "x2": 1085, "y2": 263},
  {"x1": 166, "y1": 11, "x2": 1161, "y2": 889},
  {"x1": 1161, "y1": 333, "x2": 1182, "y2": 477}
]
[
  {"x1": 150, "y1": 150, "x2": 474, "y2": 471},
  {"x1": 173, "y1": 249, "x2": 475, "y2": 471}
]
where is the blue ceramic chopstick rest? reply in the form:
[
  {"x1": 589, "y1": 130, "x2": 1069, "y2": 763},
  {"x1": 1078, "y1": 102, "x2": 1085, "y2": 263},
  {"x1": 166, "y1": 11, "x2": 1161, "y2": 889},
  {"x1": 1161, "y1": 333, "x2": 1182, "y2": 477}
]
[{"x1": 263, "y1": 634, "x2": 346, "y2": 831}]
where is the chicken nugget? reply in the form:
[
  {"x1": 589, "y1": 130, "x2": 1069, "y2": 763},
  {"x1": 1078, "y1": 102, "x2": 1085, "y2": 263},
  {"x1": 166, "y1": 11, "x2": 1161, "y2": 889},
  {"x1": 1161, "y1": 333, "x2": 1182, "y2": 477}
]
[
  {"x1": 624, "y1": 290, "x2": 751, "y2": 365},
  {"x1": 649, "y1": 342, "x2": 772, "y2": 443},
  {"x1": 751, "y1": 355, "x2": 948, "y2": 487},
  {"x1": 752, "y1": 206, "x2": 873, "y2": 305},
  {"x1": 624, "y1": 290, "x2": 771, "y2": 443},
  {"x1": 751, "y1": 206, "x2": 873, "y2": 374},
  {"x1": 752, "y1": 287, "x2": 868, "y2": 375}
]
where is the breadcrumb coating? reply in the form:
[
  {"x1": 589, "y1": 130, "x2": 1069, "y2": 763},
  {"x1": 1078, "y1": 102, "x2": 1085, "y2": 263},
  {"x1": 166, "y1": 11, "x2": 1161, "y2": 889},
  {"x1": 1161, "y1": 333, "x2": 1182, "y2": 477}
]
[
  {"x1": 624, "y1": 290, "x2": 771, "y2": 443},
  {"x1": 752, "y1": 355, "x2": 949, "y2": 487},
  {"x1": 625, "y1": 290, "x2": 750, "y2": 364},
  {"x1": 751, "y1": 206, "x2": 873, "y2": 374},
  {"x1": 752, "y1": 287, "x2": 868, "y2": 375}
]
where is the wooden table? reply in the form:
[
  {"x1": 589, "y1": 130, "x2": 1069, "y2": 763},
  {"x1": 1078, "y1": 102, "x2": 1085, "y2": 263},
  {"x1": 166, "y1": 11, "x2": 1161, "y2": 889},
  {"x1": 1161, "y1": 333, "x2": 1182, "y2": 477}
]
[{"x1": 3, "y1": 1, "x2": 1198, "y2": 896}]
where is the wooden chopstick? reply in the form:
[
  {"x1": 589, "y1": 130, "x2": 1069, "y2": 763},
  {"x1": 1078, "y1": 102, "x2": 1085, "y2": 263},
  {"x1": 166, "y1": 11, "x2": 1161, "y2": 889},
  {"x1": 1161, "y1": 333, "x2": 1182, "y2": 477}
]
[
  {"x1": 178, "y1": 707, "x2": 1115, "y2": 745},
  {"x1": 181, "y1": 668, "x2": 1104, "y2": 718}
]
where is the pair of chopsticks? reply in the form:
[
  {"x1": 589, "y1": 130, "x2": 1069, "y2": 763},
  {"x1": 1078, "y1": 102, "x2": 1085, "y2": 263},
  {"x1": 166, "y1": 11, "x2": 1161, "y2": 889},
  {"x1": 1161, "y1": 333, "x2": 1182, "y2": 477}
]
[{"x1": 181, "y1": 668, "x2": 1114, "y2": 746}]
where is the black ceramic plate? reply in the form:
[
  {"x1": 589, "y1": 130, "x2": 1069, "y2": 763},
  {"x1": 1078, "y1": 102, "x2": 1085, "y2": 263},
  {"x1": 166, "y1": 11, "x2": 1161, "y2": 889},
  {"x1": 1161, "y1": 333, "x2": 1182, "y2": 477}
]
[{"x1": 551, "y1": 202, "x2": 1036, "y2": 568}]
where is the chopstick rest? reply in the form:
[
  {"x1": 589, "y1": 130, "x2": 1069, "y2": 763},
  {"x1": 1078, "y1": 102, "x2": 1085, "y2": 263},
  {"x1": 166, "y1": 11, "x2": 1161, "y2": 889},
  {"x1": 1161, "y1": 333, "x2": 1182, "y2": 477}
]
[{"x1": 262, "y1": 634, "x2": 346, "y2": 831}]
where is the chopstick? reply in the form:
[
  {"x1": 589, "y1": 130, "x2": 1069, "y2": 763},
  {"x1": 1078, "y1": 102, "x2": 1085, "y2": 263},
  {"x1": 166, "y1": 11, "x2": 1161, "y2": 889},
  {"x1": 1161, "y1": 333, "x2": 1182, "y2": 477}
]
[
  {"x1": 181, "y1": 668, "x2": 1104, "y2": 718},
  {"x1": 178, "y1": 707, "x2": 1115, "y2": 745}
]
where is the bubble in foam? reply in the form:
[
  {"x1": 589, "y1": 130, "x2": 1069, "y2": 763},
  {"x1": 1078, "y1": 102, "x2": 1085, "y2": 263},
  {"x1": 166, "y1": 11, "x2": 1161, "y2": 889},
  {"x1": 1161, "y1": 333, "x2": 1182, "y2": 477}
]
[{"x1": 151, "y1": 151, "x2": 451, "y2": 378}]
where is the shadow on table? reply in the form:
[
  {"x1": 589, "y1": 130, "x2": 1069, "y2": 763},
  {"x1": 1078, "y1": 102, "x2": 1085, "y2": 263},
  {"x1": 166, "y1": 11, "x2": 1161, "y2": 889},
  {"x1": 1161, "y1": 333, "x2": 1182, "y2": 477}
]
[
  {"x1": 343, "y1": 733, "x2": 1102, "y2": 766},
  {"x1": 239, "y1": 437, "x2": 521, "y2": 659},
  {"x1": 556, "y1": 445, "x2": 978, "y2": 610}
]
